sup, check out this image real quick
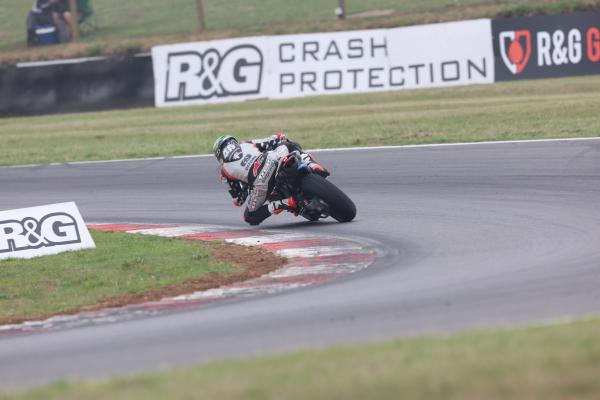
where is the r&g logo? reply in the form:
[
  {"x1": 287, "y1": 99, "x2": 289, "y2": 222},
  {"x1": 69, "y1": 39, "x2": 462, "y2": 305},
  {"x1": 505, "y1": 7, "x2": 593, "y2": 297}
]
[
  {"x1": 164, "y1": 45, "x2": 263, "y2": 102},
  {"x1": 0, "y1": 213, "x2": 82, "y2": 253},
  {"x1": 499, "y1": 30, "x2": 532, "y2": 74}
]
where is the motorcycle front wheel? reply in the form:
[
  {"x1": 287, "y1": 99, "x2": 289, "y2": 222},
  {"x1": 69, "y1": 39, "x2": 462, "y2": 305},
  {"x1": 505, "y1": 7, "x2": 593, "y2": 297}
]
[{"x1": 299, "y1": 174, "x2": 356, "y2": 222}]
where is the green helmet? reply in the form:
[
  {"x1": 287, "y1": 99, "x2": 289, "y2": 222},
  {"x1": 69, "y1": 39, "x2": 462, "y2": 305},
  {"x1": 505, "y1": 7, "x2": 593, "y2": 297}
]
[{"x1": 212, "y1": 135, "x2": 237, "y2": 161}]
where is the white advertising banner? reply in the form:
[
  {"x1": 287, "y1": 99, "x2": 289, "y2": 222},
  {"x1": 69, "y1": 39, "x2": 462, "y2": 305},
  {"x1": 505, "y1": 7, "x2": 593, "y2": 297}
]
[
  {"x1": 267, "y1": 29, "x2": 390, "y2": 98},
  {"x1": 152, "y1": 36, "x2": 270, "y2": 107},
  {"x1": 0, "y1": 202, "x2": 95, "y2": 260},
  {"x1": 386, "y1": 19, "x2": 494, "y2": 89},
  {"x1": 152, "y1": 19, "x2": 494, "y2": 107}
]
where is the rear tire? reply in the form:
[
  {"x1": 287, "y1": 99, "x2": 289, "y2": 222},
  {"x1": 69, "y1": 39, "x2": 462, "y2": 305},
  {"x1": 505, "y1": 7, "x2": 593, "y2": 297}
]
[{"x1": 300, "y1": 174, "x2": 356, "y2": 222}]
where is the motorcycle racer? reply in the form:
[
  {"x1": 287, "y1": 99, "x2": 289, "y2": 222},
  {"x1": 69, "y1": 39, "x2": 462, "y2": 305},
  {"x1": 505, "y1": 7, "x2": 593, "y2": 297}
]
[{"x1": 213, "y1": 132, "x2": 329, "y2": 225}]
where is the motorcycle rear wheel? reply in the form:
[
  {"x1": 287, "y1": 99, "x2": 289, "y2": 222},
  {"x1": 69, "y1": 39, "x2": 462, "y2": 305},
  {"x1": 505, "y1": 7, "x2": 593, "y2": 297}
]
[{"x1": 300, "y1": 174, "x2": 356, "y2": 222}]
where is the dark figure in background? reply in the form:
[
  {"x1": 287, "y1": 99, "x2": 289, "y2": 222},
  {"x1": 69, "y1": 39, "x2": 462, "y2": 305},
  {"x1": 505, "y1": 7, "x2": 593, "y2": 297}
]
[{"x1": 27, "y1": 0, "x2": 73, "y2": 45}]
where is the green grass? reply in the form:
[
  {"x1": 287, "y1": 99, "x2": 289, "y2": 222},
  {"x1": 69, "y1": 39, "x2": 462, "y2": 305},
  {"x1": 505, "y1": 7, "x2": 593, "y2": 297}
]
[
  {"x1": 497, "y1": 0, "x2": 600, "y2": 17},
  {"x1": 1, "y1": 75, "x2": 600, "y2": 167},
  {"x1": 3, "y1": 318, "x2": 600, "y2": 399},
  {"x1": 0, "y1": 230, "x2": 234, "y2": 323},
  {"x1": 1, "y1": 0, "x2": 599, "y2": 62}
]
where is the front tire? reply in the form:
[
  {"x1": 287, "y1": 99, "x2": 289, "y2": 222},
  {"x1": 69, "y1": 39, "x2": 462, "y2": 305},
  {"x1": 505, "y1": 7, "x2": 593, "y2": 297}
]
[{"x1": 300, "y1": 174, "x2": 356, "y2": 222}]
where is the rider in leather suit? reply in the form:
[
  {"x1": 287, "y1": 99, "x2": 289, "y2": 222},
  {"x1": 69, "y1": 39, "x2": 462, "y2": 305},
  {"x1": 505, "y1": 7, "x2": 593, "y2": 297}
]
[{"x1": 213, "y1": 132, "x2": 328, "y2": 225}]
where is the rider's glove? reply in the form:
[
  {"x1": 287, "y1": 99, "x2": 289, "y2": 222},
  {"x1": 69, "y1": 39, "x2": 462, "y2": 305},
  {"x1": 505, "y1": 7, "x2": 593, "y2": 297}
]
[
  {"x1": 273, "y1": 131, "x2": 287, "y2": 143},
  {"x1": 227, "y1": 180, "x2": 248, "y2": 206},
  {"x1": 254, "y1": 131, "x2": 287, "y2": 152}
]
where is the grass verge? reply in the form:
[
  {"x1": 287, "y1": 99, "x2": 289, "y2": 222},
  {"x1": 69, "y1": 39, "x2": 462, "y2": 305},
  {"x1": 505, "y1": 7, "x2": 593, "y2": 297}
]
[
  {"x1": 3, "y1": 318, "x2": 599, "y2": 399},
  {"x1": 497, "y1": 0, "x2": 600, "y2": 18},
  {"x1": 1, "y1": 0, "x2": 599, "y2": 63},
  {"x1": 1, "y1": 75, "x2": 600, "y2": 167},
  {"x1": 0, "y1": 230, "x2": 282, "y2": 325}
]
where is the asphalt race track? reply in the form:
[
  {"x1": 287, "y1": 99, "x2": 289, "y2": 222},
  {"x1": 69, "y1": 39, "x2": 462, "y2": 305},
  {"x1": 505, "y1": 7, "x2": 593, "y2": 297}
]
[{"x1": 1, "y1": 138, "x2": 599, "y2": 388}]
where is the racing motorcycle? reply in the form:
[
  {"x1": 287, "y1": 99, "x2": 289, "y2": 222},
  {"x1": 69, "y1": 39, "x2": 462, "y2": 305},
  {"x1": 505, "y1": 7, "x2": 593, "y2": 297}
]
[{"x1": 268, "y1": 151, "x2": 356, "y2": 222}]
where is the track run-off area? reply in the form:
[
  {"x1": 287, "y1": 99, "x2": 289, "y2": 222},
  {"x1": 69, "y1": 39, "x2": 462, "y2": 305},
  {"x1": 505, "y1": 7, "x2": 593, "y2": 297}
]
[{"x1": 0, "y1": 138, "x2": 599, "y2": 388}]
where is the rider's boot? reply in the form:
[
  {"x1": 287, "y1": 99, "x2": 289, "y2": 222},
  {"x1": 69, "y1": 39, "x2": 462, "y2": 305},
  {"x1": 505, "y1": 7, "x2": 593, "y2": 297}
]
[
  {"x1": 268, "y1": 197, "x2": 299, "y2": 215},
  {"x1": 300, "y1": 153, "x2": 330, "y2": 177}
]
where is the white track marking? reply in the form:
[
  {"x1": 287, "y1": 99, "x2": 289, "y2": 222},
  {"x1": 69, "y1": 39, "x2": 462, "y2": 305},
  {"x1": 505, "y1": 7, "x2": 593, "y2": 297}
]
[
  {"x1": 2, "y1": 154, "x2": 210, "y2": 170},
  {"x1": 16, "y1": 53, "x2": 150, "y2": 68},
  {"x1": 305, "y1": 137, "x2": 600, "y2": 153},
  {"x1": 275, "y1": 245, "x2": 366, "y2": 258},
  {"x1": 16, "y1": 57, "x2": 106, "y2": 68},
  {"x1": 3, "y1": 137, "x2": 598, "y2": 170},
  {"x1": 130, "y1": 225, "x2": 229, "y2": 237},
  {"x1": 171, "y1": 283, "x2": 310, "y2": 301},
  {"x1": 225, "y1": 233, "x2": 317, "y2": 245},
  {"x1": 268, "y1": 262, "x2": 372, "y2": 277},
  {"x1": 132, "y1": 227, "x2": 317, "y2": 241}
]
